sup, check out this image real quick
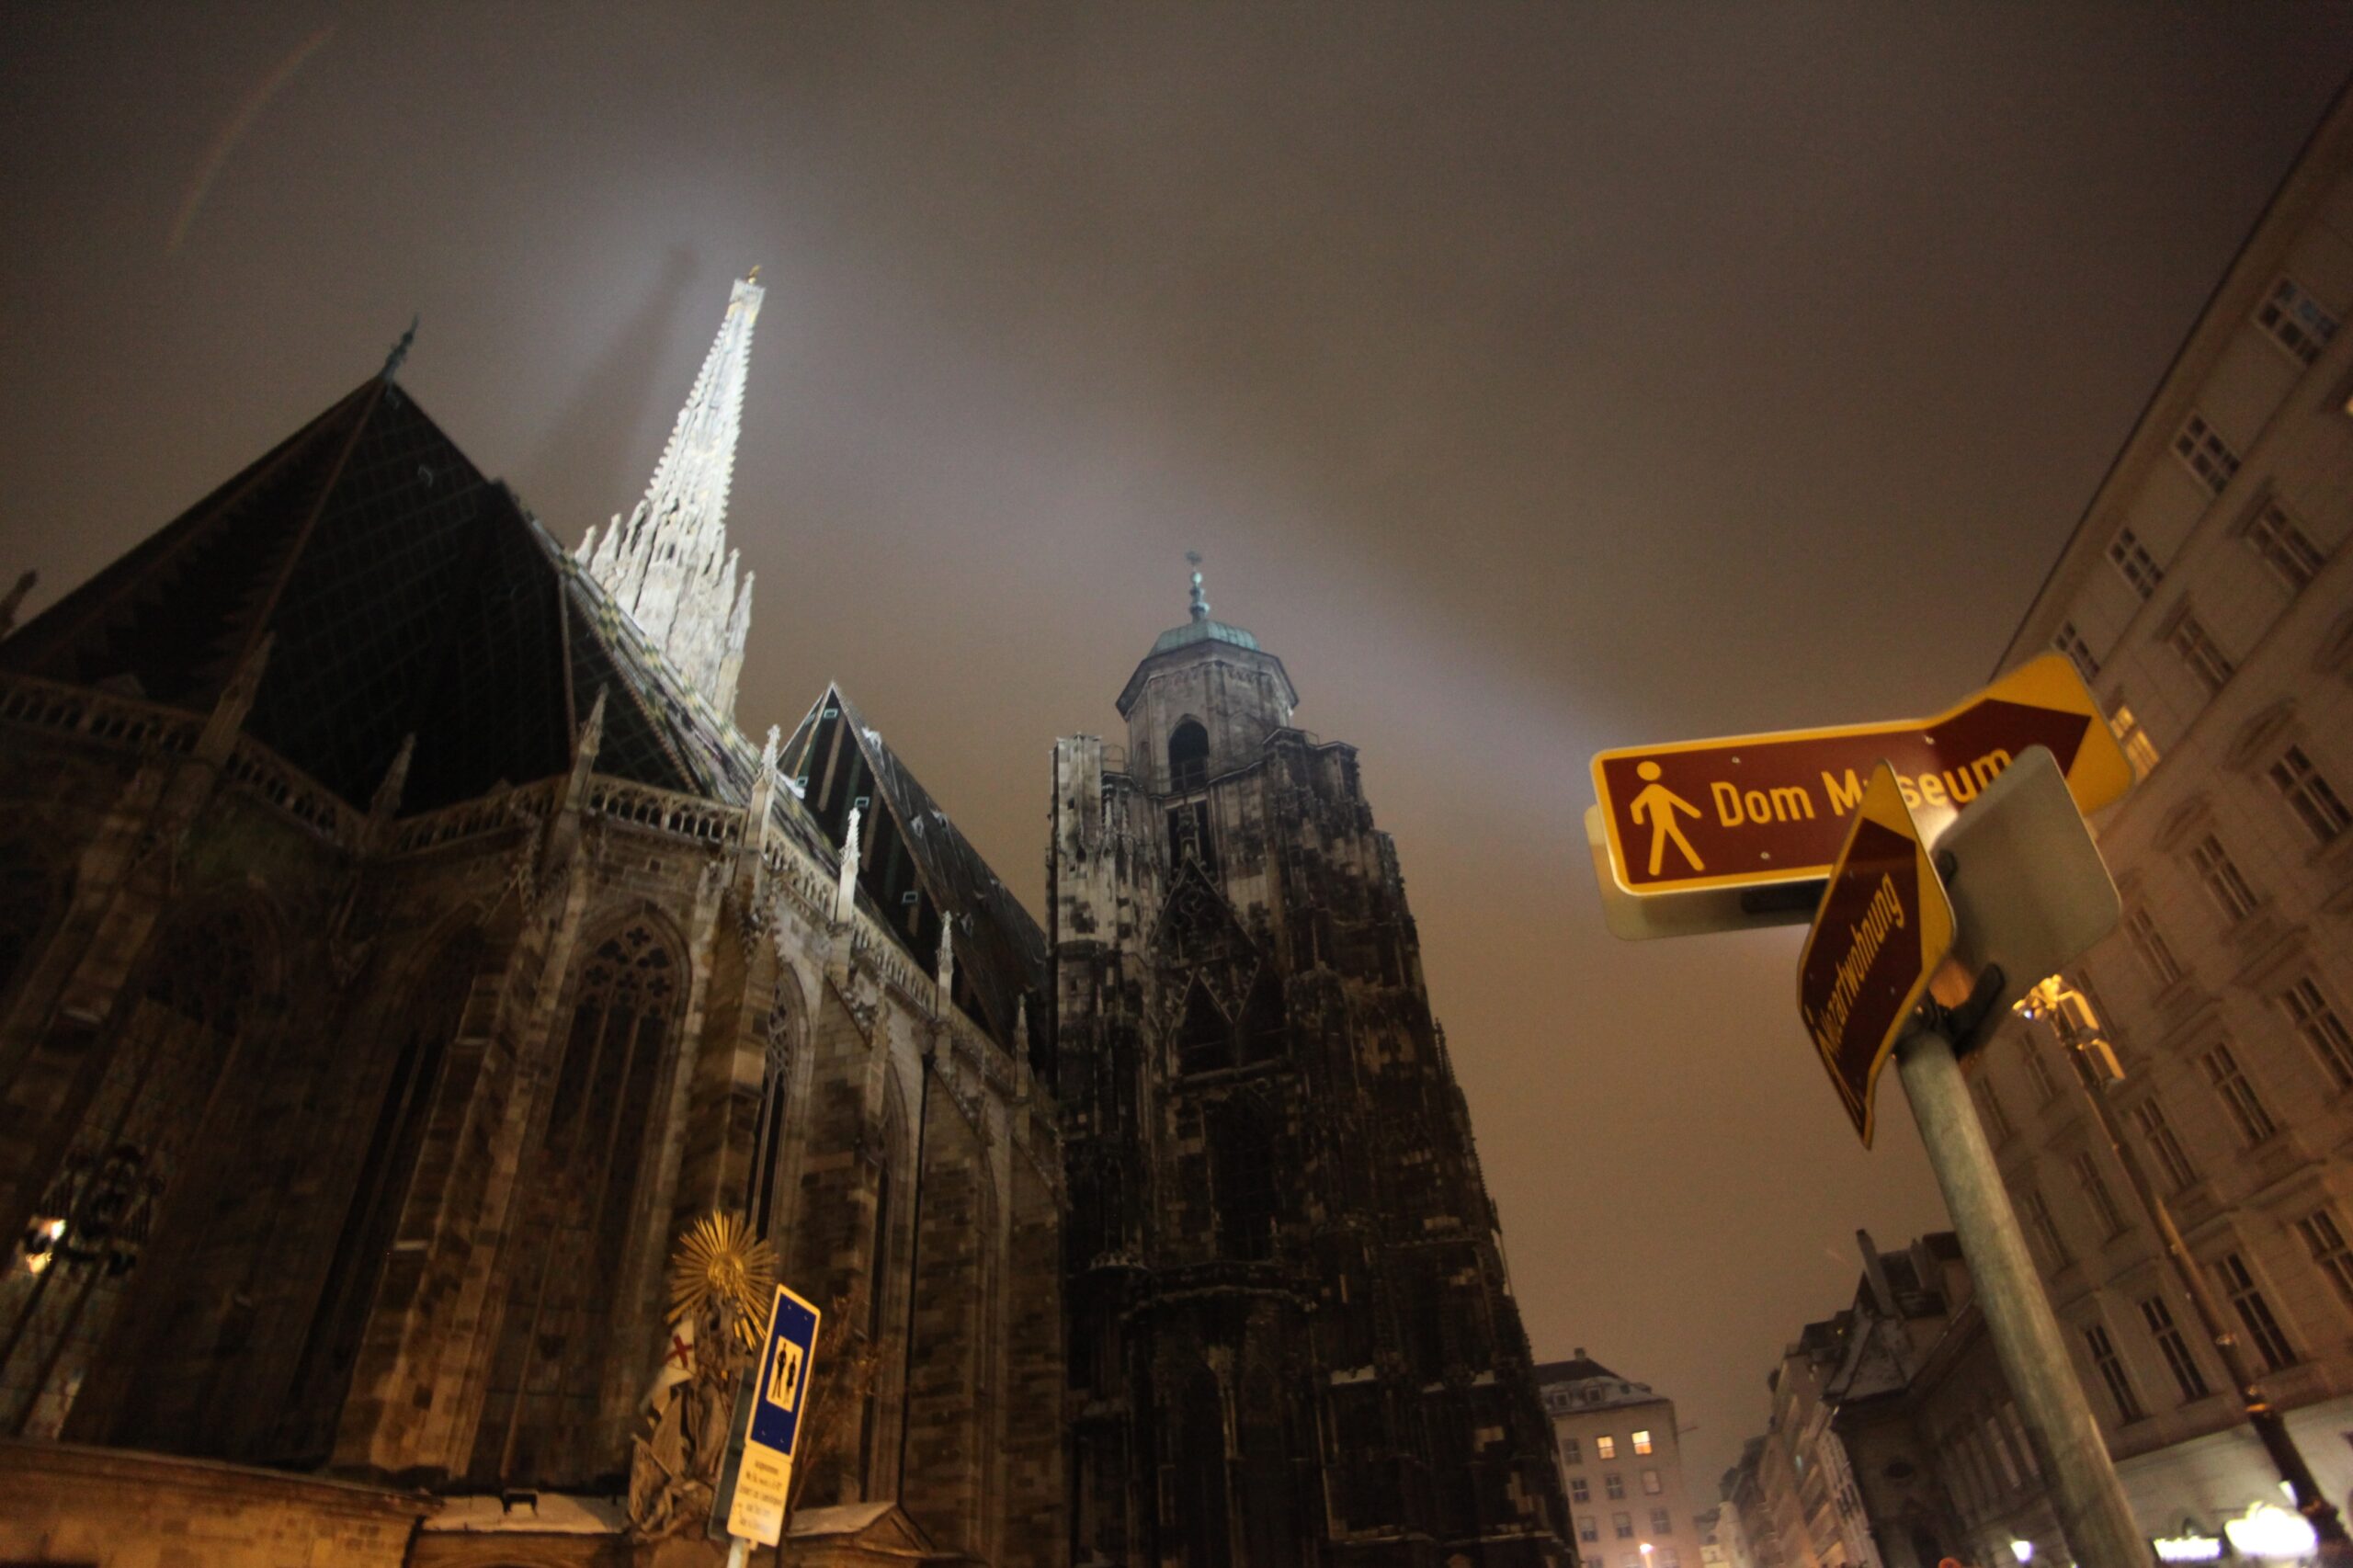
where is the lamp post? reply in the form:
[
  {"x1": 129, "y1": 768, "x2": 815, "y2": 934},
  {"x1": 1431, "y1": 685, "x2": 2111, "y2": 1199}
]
[{"x1": 2023, "y1": 975, "x2": 2351, "y2": 1565}]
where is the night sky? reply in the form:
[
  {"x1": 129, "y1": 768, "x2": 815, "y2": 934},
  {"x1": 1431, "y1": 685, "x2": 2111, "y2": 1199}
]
[{"x1": 6, "y1": 3, "x2": 2350, "y2": 1491}]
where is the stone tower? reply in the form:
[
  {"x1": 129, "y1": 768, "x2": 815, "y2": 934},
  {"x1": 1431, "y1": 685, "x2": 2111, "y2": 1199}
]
[
  {"x1": 1050, "y1": 565, "x2": 1572, "y2": 1567},
  {"x1": 584, "y1": 271, "x2": 761, "y2": 712}
]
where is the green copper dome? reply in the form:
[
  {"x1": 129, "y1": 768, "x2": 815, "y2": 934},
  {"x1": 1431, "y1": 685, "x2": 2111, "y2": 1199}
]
[{"x1": 1148, "y1": 618, "x2": 1259, "y2": 656}]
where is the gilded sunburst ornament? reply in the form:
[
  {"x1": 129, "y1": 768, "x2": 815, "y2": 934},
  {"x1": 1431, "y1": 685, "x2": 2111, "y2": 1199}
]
[{"x1": 666, "y1": 1210, "x2": 777, "y2": 1349}]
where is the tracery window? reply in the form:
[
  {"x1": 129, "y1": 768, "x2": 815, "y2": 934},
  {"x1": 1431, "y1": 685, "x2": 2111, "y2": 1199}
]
[
  {"x1": 2, "y1": 903, "x2": 264, "y2": 1437},
  {"x1": 748, "y1": 992, "x2": 798, "y2": 1239},
  {"x1": 472, "y1": 919, "x2": 680, "y2": 1483}
]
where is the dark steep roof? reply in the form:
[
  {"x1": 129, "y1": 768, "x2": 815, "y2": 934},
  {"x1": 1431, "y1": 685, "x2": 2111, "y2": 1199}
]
[
  {"x1": 4, "y1": 369, "x2": 1042, "y2": 1058},
  {"x1": 781, "y1": 685, "x2": 1046, "y2": 1063}
]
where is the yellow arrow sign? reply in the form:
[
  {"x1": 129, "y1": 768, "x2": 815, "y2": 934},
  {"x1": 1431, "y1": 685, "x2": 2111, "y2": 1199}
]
[
  {"x1": 1796, "y1": 763, "x2": 1957, "y2": 1147},
  {"x1": 1588, "y1": 654, "x2": 2134, "y2": 936}
]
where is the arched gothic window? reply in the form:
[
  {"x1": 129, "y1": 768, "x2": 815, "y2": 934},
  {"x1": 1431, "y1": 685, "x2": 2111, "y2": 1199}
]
[
  {"x1": 1, "y1": 903, "x2": 264, "y2": 1437},
  {"x1": 747, "y1": 993, "x2": 797, "y2": 1241},
  {"x1": 1209, "y1": 1101, "x2": 1277, "y2": 1262},
  {"x1": 278, "y1": 930, "x2": 480, "y2": 1462},
  {"x1": 1168, "y1": 720, "x2": 1210, "y2": 793},
  {"x1": 1177, "y1": 1366, "x2": 1233, "y2": 1568},
  {"x1": 472, "y1": 919, "x2": 681, "y2": 1485}
]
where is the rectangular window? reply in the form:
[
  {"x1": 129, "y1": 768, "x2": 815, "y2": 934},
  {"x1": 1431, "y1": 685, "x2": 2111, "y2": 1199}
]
[
  {"x1": 2086, "y1": 1324, "x2": 2146, "y2": 1423},
  {"x1": 2110, "y1": 701, "x2": 2161, "y2": 774},
  {"x1": 2167, "y1": 613, "x2": 2235, "y2": 696},
  {"x1": 2022, "y1": 1046, "x2": 2063, "y2": 1106},
  {"x1": 1984, "y1": 1414, "x2": 2023, "y2": 1490},
  {"x1": 1597, "y1": 1436, "x2": 1617, "y2": 1460},
  {"x1": 2072, "y1": 1150, "x2": 2127, "y2": 1238},
  {"x1": 1607, "y1": 1473, "x2": 1626, "y2": 1500},
  {"x1": 2131, "y1": 1096, "x2": 2200, "y2": 1191},
  {"x1": 2108, "y1": 528, "x2": 2166, "y2": 597},
  {"x1": 2282, "y1": 976, "x2": 2353, "y2": 1090},
  {"x1": 2002, "y1": 1403, "x2": 2040, "y2": 1479},
  {"x1": 2021, "y1": 1187, "x2": 2071, "y2": 1268},
  {"x1": 1563, "y1": 1437, "x2": 1583, "y2": 1466},
  {"x1": 2140, "y1": 1295, "x2": 2211, "y2": 1402},
  {"x1": 2201, "y1": 1043, "x2": 2278, "y2": 1145},
  {"x1": 2269, "y1": 746, "x2": 2351, "y2": 846},
  {"x1": 2191, "y1": 835, "x2": 2260, "y2": 924},
  {"x1": 2256, "y1": 276, "x2": 2340, "y2": 365},
  {"x1": 1616, "y1": 1511, "x2": 1636, "y2": 1540},
  {"x1": 1586, "y1": 1558, "x2": 1604, "y2": 1568},
  {"x1": 2124, "y1": 908, "x2": 2185, "y2": 989},
  {"x1": 1974, "y1": 1078, "x2": 2017, "y2": 1142},
  {"x1": 1581, "y1": 1517, "x2": 1600, "y2": 1543},
  {"x1": 2216, "y1": 1252, "x2": 2296, "y2": 1371},
  {"x1": 1632, "y1": 1429, "x2": 1654, "y2": 1456},
  {"x1": 1643, "y1": 1469, "x2": 1663, "y2": 1494},
  {"x1": 2054, "y1": 621, "x2": 2100, "y2": 682},
  {"x1": 2246, "y1": 501, "x2": 2327, "y2": 589},
  {"x1": 1664, "y1": 1551, "x2": 1683, "y2": 1568},
  {"x1": 1573, "y1": 1478, "x2": 1592, "y2": 1504},
  {"x1": 1652, "y1": 1508, "x2": 1674, "y2": 1534},
  {"x1": 2172, "y1": 412, "x2": 2242, "y2": 496},
  {"x1": 2296, "y1": 1210, "x2": 2353, "y2": 1312}
]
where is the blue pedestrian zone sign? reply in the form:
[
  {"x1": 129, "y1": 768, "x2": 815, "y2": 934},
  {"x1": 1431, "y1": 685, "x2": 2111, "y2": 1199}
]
[{"x1": 726, "y1": 1282, "x2": 822, "y2": 1546}]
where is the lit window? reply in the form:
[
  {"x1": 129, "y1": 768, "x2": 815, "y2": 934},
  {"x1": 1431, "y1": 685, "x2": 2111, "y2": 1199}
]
[
  {"x1": 1632, "y1": 1430, "x2": 1653, "y2": 1456},
  {"x1": 2053, "y1": 621, "x2": 2100, "y2": 681},
  {"x1": 2108, "y1": 528, "x2": 2165, "y2": 598},
  {"x1": 2022, "y1": 1047, "x2": 2063, "y2": 1107},
  {"x1": 2139, "y1": 1295, "x2": 2210, "y2": 1403},
  {"x1": 2268, "y1": 746, "x2": 2350, "y2": 846},
  {"x1": 1574, "y1": 1477, "x2": 1592, "y2": 1504},
  {"x1": 2171, "y1": 413, "x2": 2242, "y2": 496},
  {"x1": 2072, "y1": 1150, "x2": 2127, "y2": 1238},
  {"x1": 2085, "y1": 1324, "x2": 2146, "y2": 1423},
  {"x1": 2123, "y1": 908, "x2": 2184, "y2": 990},
  {"x1": 2214, "y1": 1252, "x2": 2296, "y2": 1371},
  {"x1": 1616, "y1": 1512, "x2": 1635, "y2": 1540},
  {"x1": 1973, "y1": 1078, "x2": 2016, "y2": 1142},
  {"x1": 2245, "y1": 502, "x2": 2326, "y2": 589},
  {"x1": 2190, "y1": 835, "x2": 2260, "y2": 925},
  {"x1": 2109, "y1": 702, "x2": 2160, "y2": 775},
  {"x1": 2131, "y1": 1096, "x2": 2200, "y2": 1192},
  {"x1": 1607, "y1": 1473, "x2": 1627, "y2": 1500},
  {"x1": 2256, "y1": 277, "x2": 2340, "y2": 366},
  {"x1": 2296, "y1": 1210, "x2": 2353, "y2": 1313},
  {"x1": 2280, "y1": 977, "x2": 2353, "y2": 1091},
  {"x1": 2166, "y1": 613, "x2": 2235, "y2": 696},
  {"x1": 2021, "y1": 1187, "x2": 2071, "y2": 1268},
  {"x1": 2200, "y1": 1043, "x2": 2277, "y2": 1146},
  {"x1": 1597, "y1": 1436, "x2": 1617, "y2": 1460},
  {"x1": 1643, "y1": 1468, "x2": 1663, "y2": 1494}
]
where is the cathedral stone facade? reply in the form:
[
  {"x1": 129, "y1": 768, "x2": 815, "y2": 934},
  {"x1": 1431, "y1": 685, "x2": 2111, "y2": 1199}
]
[{"x1": 0, "y1": 278, "x2": 1568, "y2": 1567}]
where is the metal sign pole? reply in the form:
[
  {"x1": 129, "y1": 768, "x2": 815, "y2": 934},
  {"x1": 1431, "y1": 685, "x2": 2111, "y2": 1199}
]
[{"x1": 1895, "y1": 1021, "x2": 2150, "y2": 1568}]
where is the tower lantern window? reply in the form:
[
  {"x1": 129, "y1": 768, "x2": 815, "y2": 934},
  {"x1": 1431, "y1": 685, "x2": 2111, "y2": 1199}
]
[{"x1": 1169, "y1": 721, "x2": 1209, "y2": 793}]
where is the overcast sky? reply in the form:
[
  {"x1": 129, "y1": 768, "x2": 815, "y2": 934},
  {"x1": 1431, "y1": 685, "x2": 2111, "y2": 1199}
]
[{"x1": 6, "y1": 1, "x2": 2350, "y2": 1492}]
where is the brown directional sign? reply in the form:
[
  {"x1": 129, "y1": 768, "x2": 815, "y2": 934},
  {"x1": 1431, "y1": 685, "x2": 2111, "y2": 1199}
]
[
  {"x1": 1797, "y1": 763, "x2": 1955, "y2": 1147},
  {"x1": 1590, "y1": 654, "x2": 2133, "y2": 906}
]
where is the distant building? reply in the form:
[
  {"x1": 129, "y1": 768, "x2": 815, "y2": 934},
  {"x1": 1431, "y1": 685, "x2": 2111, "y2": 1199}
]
[
  {"x1": 1976, "y1": 74, "x2": 2353, "y2": 1562},
  {"x1": 1540, "y1": 1354, "x2": 1704, "y2": 1568}
]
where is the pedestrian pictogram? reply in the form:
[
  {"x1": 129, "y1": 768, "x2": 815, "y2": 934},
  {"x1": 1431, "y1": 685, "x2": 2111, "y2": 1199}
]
[
  {"x1": 1588, "y1": 654, "x2": 2134, "y2": 937},
  {"x1": 726, "y1": 1281, "x2": 822, "y2": 1548},
  {"x1": 1631, "y1": 760, "x2": 1705, "y2": 875}
]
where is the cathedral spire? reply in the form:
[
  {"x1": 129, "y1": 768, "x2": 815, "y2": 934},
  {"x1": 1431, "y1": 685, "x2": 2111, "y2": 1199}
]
[{"x1": 585, "y1": 271, "x2": 763, "y2": 714}]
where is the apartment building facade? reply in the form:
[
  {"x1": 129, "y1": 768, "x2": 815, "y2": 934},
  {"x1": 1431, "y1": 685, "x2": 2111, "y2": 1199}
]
[
  {"x1": 1541, "y1": 1356, "x2": 1706, "y2": 1568},
  {"x1": 1968, "y1": 80, "x2": 2353, "y2": 1557}
]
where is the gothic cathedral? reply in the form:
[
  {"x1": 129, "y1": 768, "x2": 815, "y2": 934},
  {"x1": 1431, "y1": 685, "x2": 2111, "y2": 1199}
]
[{"x1": 0, "y1": 277, "x2": 1569, "y2": 1568}]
